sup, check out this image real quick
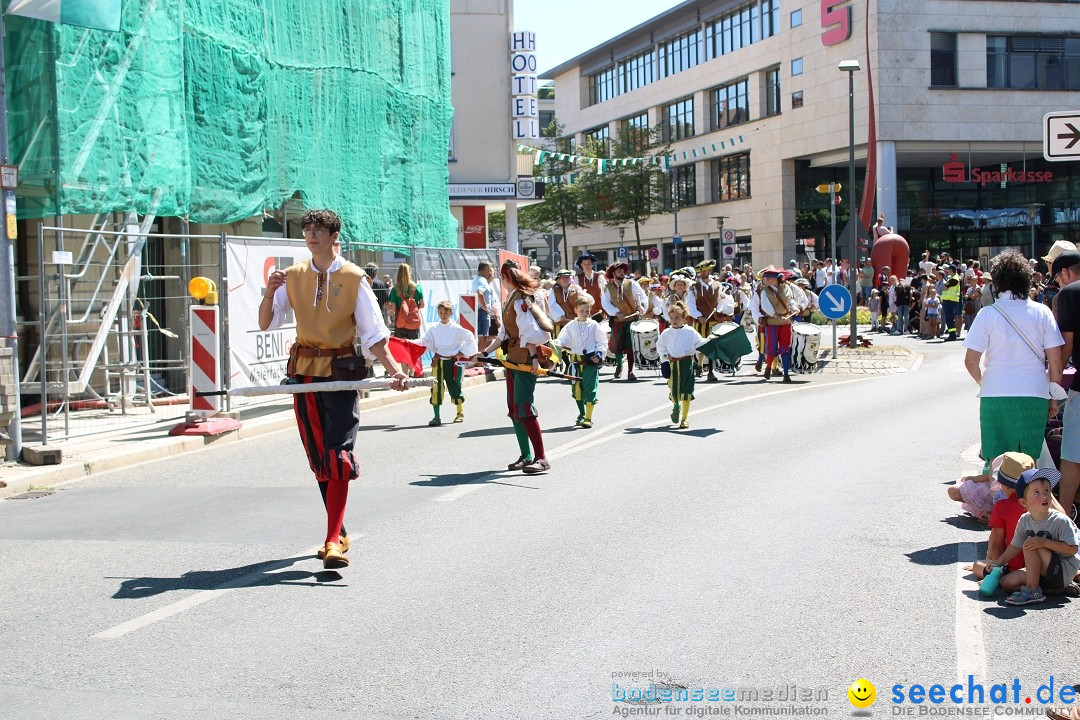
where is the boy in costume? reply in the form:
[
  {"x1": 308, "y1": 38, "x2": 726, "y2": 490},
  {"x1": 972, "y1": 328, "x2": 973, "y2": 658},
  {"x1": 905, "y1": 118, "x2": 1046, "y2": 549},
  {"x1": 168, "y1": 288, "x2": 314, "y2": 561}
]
[
  {"x1": 556, "y1": 294, "x2": 608, "y2": 428},
  {"x1": 420, "y1": 300, "x2": 478, "y2": 426},
  {"x1": 657, "y1": 301, "x2": 705, "y2": 429}
]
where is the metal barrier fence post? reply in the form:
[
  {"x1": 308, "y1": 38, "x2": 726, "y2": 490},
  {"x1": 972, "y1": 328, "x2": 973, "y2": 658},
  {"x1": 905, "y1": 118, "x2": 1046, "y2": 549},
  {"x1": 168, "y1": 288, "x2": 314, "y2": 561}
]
[
  {"x1": 218, "y1": 232, "x2": 231, "y2": 413},
  {"x1": 36, "y1": 222, "x2": 46, "y2": 445}
]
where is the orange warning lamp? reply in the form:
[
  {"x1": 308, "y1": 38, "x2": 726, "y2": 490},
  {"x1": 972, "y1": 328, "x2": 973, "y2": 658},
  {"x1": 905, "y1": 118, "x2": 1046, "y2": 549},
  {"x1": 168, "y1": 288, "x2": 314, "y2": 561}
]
[{"x1": 188, "y1": 276, "x2": 218, "y2": 305}]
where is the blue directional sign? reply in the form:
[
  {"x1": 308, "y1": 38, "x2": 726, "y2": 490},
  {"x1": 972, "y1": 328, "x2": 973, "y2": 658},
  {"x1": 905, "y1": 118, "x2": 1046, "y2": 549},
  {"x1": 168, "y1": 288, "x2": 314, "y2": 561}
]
[{"x1": 818, "y1": 284, "x2": 852, "y2": 320}]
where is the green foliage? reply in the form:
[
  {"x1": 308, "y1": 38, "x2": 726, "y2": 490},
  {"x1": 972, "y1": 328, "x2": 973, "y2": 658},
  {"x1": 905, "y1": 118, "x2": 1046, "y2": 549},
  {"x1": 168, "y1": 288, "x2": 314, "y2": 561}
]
[
  {"x1": 577, "y1": 123, "x2": 670, "y2": 272},
  {"x1": 808, "y1": 307, "x2": 872, "y2": 325}
]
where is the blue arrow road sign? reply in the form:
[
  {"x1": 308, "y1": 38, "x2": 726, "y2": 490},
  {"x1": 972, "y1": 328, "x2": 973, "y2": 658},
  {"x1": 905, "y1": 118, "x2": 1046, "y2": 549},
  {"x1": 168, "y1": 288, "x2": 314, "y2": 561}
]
[{"x1": 818, "y1": 284, "x2": 852, "y2": 320}]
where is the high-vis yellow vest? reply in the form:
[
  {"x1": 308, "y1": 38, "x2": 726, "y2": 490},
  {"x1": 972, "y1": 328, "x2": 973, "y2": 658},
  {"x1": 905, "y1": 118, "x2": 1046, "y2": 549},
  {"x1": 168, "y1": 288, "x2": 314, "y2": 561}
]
[{"x1": 941, "y1": 275, "x2": 961, "y2": 302}]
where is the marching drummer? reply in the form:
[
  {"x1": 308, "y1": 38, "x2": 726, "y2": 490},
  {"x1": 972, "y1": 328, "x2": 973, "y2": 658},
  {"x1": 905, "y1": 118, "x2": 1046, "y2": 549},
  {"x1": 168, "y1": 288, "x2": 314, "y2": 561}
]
[
  {"x1": 688, "y1": 260, "x2": 734, "y2": 383},
  {"x1": 758, "y1": 266, "x2": 798, "y2": 382},
  {"x1": 601, "y1": 261, "x2": 648, "y2": 381},
  {"x1": 556, "y1": 294, "x2": 608, "y2": 428},
  {"x1": 548, "y1": 269, "x2": 581, "y2": 334},
  {"x1": 794, "y1": 278, "x2": 818, "y2": 322}
]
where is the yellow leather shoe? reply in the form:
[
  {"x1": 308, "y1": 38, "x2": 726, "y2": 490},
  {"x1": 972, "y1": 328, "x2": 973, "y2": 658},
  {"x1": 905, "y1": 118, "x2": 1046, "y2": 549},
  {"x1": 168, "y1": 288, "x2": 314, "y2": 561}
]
[
  {"x1": 317, "y1": 534, "x2": 350, "y2": 560},
  {"x1": 322, "y1": 542, "x2": 350, "y2": 570}
]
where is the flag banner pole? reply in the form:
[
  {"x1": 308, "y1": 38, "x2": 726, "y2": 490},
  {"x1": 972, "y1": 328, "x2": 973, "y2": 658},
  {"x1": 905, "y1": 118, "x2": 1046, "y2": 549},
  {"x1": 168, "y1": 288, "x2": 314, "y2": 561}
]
[{"x1": 196, "y1": 378, "x2": 437, "y2": 397}]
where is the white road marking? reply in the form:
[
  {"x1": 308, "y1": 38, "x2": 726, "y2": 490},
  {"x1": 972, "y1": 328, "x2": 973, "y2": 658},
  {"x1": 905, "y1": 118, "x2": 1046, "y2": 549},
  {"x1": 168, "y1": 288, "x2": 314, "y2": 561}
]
[
  {"x1": 95, "y1": 537, "x2": 363, "y2": 639},
  {"x1": 954, "y1": 451, "x2": 989, "y2": 686},
  {"x1": 955, "y1": 542, "x2": 989, "y2": 685},
  {"x1": 433, "y1": 483, "x2": 489, "y2": 502}
]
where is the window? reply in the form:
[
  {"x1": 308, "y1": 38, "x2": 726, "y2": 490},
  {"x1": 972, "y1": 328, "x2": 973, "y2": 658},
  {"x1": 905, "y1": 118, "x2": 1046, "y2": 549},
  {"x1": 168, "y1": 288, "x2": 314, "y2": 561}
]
[
  {"x1": 792, "y1": 91, "x2": 804, "y2": 109},
  {"x1": 712, "y1": 153, "x2": 751, "y2": 202},
  {"x1": 762, "y1": 0, "x2": 780, "y2": 39},
  {"x1": 791, "y1": 9, "x2": 803, "y2": 28},
  {"x1": 712, "y1": 79, "x2": 750, "y2": 130},
  {"x1": 667, "y1": 164, "x2": 697, "y2": 209},
  {"x1": 765, "y1": 68, "x2": 781, "y2": 117},
  {"x1": 538, "y1": 110, "x2": 555, "y2": 133},
  {"x1": 987, "y1": 35, "x2": 1080, "y2": 90},
  {"x1": 658, "y1": 30, "x2": 701, "y2": 78},
  {"x1": 791, "y1": 57, "x2": 803, "y2": 76},
  {"x1": 584, "y1": 125, "x2": 611, "y2": 154},
  {"x1": 705, "y1": 3, "x2": 762, "y2": 59},
  {"x1": 622, "y1": 112, "x2": 651, "y2": 153},
  {"x1": 663, "y1": 97, "x2": 695, "y2": 142},
  {"x1": 620, "y1": 48, "x2": 656, "y2": 93},
  {"x1": 588, "y1": 66, "x2": 618, "y2": 106},
  {"x1": 930, "y1": 32, "x2": 958, "y2": 87}
]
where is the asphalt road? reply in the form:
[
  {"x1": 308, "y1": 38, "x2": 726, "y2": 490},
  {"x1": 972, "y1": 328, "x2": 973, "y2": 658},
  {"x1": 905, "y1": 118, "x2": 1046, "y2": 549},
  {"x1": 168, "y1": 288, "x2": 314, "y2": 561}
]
[{"x1": 1, "y1": 336, "x2": 1076, "y2": 719}]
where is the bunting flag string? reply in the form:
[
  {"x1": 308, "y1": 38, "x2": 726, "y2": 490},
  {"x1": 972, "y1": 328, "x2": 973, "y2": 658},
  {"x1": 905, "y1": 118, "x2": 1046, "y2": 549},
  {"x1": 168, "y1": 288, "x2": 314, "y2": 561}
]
[{"x1": 516, "y1": 134, "x2": 746, "y2": 175}]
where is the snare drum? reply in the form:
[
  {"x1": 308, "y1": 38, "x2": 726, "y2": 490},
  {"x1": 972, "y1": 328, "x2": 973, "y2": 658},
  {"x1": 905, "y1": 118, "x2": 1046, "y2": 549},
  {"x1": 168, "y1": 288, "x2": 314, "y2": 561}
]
[
  {"x1": 631, "y1": 318, "x2": 661, "y2": 365},
  {"x1": 792, "y1": 324, "x2": 822, "y2": 371}
]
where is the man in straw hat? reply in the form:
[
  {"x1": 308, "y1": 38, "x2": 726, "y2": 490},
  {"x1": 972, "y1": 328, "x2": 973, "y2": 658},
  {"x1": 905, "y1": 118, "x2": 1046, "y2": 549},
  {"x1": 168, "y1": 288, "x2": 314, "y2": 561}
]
[
  {"x1": 601, "y1": 260, "x2": 648, "y2": 381},
  {"x1": 575, "y1": 252, "x2": 605, "y2": 320},
  {"x1": 687, "y1": 259, "x2": 734, "y2": 382}
]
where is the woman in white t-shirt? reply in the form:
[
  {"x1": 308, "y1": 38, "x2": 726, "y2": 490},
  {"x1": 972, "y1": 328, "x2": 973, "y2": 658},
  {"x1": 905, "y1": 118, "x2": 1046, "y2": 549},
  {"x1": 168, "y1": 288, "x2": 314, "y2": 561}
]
[{"x1": 963, "y1": 251, "x2": 1065, "y2": 473}]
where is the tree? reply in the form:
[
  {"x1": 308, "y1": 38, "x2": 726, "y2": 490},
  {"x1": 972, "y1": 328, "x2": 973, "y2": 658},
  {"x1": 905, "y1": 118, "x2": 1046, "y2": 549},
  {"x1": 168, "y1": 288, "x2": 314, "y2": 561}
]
[
  {"x1": 527, "y1": 121, "x2": 585, "y2": 267},
  {"x1": 579, "y1": 122, "x2": 669, "y2": 274}
]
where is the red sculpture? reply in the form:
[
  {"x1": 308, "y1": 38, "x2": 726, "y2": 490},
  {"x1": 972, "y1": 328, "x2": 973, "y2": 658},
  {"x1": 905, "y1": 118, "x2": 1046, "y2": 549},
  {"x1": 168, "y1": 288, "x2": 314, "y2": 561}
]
[{"x1": 872, "y1": 232, "x2": 910, "y2": 278}]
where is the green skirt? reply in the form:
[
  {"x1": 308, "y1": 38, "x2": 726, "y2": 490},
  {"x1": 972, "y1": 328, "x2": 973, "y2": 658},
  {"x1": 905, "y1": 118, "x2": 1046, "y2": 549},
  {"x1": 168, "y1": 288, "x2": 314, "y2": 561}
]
[
  {"x1": 979, "y1": 396, "x2": 1048, "y2": 472},
  {"x1": 668, "y1": 357, "x2": 695, "y2": 403},
  {"x1": 569, "y1": 355, "x2": 600, "y2": 404}
]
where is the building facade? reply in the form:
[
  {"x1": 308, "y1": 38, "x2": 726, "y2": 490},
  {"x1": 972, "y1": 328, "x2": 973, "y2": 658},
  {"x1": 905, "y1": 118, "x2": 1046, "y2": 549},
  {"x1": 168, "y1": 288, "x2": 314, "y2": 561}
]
[
  {"x1": 542, "y1": 0, "x2": 1080, "y2": 273},
  {"x1": 449, "y1": 0, "x2": 538, "y2": 252}
]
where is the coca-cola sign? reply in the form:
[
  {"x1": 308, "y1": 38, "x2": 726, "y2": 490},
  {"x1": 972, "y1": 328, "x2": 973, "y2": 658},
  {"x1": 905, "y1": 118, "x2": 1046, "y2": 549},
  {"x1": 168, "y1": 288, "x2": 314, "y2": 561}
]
[{"x1": 462, "y1": 206, "x2": 487, "y2": 249}]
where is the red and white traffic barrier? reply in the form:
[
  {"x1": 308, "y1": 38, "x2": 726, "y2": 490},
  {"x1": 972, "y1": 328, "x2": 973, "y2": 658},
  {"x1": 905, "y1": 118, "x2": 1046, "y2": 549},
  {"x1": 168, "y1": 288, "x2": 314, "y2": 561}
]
[
  {"x1": 189, "y1": 305, "x2": 221, "y2": 417},
  {"x1": 459, "y1": 293, "x2": 479, "y2": 337}
]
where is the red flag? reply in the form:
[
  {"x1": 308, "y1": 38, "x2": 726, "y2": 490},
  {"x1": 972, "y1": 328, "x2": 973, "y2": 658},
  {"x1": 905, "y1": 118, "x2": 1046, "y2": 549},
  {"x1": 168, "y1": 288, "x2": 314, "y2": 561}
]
[{"x1": 388, "y1": 336, "x2": 426, "y2": 375}]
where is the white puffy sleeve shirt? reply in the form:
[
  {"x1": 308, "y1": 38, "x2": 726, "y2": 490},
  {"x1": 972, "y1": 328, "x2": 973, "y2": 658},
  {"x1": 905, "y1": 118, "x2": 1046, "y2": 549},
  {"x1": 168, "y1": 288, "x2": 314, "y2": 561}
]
[
  {"x1": 496, "y1": 294, "x2": 551, "y2": 347},
  {"x1": 556, "y1": 319, "x2": 608, "y2": 355},
  {"x1": 267, "y1": 256, "x2": 390, "y2": 353}
]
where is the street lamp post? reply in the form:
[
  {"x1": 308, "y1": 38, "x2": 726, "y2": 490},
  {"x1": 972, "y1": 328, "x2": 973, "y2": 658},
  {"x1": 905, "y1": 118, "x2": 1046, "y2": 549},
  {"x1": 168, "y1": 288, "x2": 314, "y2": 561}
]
[
  {"x1": 839, "y1": 59, "x2": 861, "y2": 347},
  {"x1": 1028, "y1": 203, "x2": 1044, "y2": 262},
  {"x1": 714, "y1": 215, "x2": 728, "y2": 266}
]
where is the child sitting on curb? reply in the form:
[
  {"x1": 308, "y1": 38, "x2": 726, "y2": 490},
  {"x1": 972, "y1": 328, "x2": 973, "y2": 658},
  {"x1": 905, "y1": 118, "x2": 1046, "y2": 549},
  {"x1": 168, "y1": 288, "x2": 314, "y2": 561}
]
[
  {"x1": 985, "y1": 468, "x2": 1080, "y2": 605},
  {"x1": 949, "y1": 452, "x2": 1031, "y2": 523}
]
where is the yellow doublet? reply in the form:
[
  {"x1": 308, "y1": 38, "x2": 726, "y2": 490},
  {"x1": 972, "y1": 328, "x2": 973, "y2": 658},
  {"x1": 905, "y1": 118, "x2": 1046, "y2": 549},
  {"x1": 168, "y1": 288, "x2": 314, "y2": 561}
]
[{"x1": 285, "y1": 260, "x2": 364, "y2": 376}]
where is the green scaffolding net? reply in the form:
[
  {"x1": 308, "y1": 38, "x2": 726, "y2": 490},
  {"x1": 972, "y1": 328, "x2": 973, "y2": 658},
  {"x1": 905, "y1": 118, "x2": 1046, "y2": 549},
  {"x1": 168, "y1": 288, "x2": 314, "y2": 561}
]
[{"x1": 4, "y1": 0, "x2": 457, "y2": 247}]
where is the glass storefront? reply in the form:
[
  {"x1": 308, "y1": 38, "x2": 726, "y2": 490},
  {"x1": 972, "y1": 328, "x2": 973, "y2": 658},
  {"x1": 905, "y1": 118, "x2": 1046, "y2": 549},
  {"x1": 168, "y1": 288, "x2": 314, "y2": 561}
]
[{"x1": 796, "y1": 154, "x2": 1080, "y2": 267}]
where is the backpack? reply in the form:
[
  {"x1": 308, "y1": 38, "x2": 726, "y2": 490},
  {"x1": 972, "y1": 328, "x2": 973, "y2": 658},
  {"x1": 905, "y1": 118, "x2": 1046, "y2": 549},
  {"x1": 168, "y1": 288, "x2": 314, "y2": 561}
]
[{"x1": 396, "y1": 286, "x2": 422, "y2": 330}]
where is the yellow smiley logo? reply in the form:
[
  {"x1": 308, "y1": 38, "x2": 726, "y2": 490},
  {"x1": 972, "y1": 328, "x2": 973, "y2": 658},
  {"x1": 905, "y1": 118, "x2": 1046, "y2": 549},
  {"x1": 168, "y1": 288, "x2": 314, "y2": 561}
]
[{"x1": 848, "y1": 678, "x2": 876, "y2": 709}]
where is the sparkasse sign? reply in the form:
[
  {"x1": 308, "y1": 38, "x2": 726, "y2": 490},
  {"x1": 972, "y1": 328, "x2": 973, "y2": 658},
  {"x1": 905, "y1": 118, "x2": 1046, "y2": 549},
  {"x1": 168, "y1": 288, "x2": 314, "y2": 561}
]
[{"x1": 942, "y1": 154, "x2": 1053, "y2": 186}]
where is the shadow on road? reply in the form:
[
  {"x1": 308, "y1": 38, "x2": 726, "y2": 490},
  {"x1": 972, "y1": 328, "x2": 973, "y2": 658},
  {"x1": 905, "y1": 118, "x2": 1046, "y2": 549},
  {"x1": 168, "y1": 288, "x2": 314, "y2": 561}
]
[
  {"x1": 412, "y1": 470, "x2": 499, "y2": 487},
  {"x1": 623, "y1": 426, "x2": 724, "y2": 439},
  {"x1": 941, "y1": 515, "x2": 990, "y2": 531},
  {"x1": 108, "y1": 556, "x2": 343, "y2": 599},
  {"x1": 904, "y1": 542, "x2": 986, "y2": 566}
]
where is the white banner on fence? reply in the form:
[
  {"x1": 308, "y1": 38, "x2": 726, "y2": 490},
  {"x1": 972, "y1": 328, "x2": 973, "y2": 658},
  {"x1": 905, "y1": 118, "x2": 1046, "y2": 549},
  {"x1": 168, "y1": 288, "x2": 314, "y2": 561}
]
[
  {"x1": 226, "y1": 240, "x2": 499, "y2": 388},
  {"x1": 225, "y1": 238, "x2": 310, "y2": 389}
]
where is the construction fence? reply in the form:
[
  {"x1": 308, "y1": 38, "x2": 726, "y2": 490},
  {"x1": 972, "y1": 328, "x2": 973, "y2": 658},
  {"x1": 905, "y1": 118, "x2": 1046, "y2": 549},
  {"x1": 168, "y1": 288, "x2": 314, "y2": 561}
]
[{"x1": 17, "y1": 224, "x2": 506, "y2": 445}]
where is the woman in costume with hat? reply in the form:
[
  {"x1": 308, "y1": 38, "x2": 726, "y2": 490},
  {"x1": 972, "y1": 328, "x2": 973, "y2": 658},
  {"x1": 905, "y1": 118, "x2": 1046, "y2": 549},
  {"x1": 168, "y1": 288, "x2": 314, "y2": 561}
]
[
  {"x1": 664, "y1": 269, "x2": 694, "y2": 323},
  {"x1": 548, "y1": 269, "x2": 582, "y2": 334},
  {"x1": 601, "y1": 260, "x2": 648, "y2": 380},
  {"x1": 482, "y1": 260, "x2": 555, "y2": 474},
  {"x1": 793, "y1": 277, "x2": 818, "y2": 321},
  {"x1": 756, "y1": 266, "x2": 797, "y2": 381}
]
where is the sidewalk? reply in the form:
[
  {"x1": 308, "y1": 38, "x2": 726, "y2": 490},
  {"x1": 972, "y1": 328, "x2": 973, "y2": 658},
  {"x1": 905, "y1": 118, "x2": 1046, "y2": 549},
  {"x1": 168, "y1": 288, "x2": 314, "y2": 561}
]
[{"x1": 0, "y1": 368, "x2": 503, "y2": 499}]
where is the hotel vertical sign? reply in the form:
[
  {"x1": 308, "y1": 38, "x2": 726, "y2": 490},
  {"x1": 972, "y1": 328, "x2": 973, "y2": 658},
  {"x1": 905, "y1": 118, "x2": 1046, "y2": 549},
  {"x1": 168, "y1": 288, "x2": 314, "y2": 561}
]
[{"x1": 511, "y1": 31, "x2": 539, "y2": 140}]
